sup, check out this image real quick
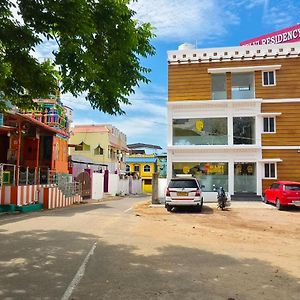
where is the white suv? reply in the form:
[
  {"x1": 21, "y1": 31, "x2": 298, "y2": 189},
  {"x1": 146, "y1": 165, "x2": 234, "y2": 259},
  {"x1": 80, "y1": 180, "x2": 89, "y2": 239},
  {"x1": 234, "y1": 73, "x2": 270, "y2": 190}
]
[{"x1": 165, "y1": 177, "x2": 203, "y2": 212}]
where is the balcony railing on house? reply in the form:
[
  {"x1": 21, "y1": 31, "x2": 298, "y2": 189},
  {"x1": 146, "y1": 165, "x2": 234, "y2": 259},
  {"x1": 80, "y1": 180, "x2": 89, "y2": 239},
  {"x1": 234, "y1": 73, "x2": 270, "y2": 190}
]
[
  {"x1": 0, "y1": 164, "x2": 82, "y2": 197},
  {"x1": 23, "y1": 112, "x2": 69, "y2": 133},
  {"x1": 0, "y1": 164, "x2": 16, "y2": 187}
]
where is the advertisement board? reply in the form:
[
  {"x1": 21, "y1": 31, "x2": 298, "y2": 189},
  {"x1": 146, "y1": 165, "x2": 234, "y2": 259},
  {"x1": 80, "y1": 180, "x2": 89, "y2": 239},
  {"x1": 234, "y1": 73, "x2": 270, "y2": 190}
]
[{"x1": 240, "y1": 24, "x2": 300, "y2": 46}]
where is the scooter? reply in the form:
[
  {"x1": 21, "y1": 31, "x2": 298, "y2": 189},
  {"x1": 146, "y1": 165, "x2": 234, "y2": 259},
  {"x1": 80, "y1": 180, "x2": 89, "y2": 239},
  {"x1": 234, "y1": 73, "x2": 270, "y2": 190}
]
[{"x1": 213, "y1": 185, "x2": 229, "y2": 210}]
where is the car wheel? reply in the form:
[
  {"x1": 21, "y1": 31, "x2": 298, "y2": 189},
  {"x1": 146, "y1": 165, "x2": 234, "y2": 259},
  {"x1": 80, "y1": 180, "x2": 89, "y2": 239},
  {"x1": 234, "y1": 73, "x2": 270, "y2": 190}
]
[
  {"x1": 276, "y1": 198, "x2": 283, "y2": 210},
  {"x1": 196, "y1": 204, "x2": 202, "y2": 213},
  {"x1": 166, "y1": 205, "x2": 173, "y2": 212}
]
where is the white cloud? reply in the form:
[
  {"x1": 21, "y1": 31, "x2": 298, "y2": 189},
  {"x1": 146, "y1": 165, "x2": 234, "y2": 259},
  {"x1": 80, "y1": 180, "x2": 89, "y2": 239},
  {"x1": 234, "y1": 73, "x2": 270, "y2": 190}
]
[
  {"x1": 262, "y1": 0, "x2": 299, "y2": 29},
  {"x1": 130, "y1": 0, "x2": 238, "y2": 43},
  {"x1": 61, "y1": 92, "x2": 91, "y2": 111}
]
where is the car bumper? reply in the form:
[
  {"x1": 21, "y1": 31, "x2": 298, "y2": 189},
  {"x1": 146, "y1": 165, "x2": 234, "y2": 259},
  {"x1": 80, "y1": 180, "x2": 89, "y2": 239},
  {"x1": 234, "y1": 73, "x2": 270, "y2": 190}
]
[
  {"x1": 165, "y1": 198, "x2": 202, "y2": 207},
  {"x1": 288, "y1": 200, "x2": 300, "y2": 207}
]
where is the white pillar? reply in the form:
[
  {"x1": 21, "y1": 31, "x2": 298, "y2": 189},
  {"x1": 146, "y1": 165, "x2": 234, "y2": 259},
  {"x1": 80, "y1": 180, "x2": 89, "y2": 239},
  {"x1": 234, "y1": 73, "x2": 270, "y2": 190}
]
[{"x1": 228, "y1": 160, "x2": 235, "y2": 196}]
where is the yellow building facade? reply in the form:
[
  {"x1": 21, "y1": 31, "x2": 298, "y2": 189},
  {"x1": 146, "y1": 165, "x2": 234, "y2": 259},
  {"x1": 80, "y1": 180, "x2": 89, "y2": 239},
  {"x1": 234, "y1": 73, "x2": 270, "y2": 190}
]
[
  {"x1": 125, "y1": 155, "x2": 157, "y2": 193},
  {"x1": 69, "y1": 125, "x2": 128, "y2": 173}
]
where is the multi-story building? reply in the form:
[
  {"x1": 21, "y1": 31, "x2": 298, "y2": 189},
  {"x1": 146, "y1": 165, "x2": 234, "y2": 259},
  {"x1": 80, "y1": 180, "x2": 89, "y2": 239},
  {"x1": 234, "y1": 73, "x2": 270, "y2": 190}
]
[
  {"x1": 69, "y1": 124, "x2": 128, "y2": 173},
  {"x1": 167, "y1": 42, "x2": 300, "y2": 200}
]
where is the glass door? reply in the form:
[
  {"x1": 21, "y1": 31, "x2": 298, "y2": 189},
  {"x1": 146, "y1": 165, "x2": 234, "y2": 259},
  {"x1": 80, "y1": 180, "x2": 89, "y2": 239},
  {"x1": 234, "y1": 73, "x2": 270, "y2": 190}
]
[{"x1": 234, "y1": 163, "x2": 256, "y2": 193}]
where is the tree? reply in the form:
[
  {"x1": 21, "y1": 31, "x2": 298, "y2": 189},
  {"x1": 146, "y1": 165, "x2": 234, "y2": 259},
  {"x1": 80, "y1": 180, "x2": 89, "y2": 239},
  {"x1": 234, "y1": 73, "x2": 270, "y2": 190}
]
[{"x1": 0, "y1": 0, "x2": 155, "y2": 114}]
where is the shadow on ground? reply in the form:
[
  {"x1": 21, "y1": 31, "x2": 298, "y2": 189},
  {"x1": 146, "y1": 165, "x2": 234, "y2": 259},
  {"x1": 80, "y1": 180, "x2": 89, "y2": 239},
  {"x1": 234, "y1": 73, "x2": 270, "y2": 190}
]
[
  {"x1": 0, "y1": 202, "x2": 114, "y2": 226},
  {"x1": 0, "y1": 230, "x2": 299, "y2": 300},
  {"x1": 171, "y1": 205, "x2": 214, "y2": 215}
]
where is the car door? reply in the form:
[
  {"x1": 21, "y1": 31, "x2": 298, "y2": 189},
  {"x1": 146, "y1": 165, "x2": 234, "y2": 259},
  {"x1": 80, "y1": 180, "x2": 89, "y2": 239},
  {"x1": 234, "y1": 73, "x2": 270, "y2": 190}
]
[{"x1": 267, "y1": 183, "x2": 277, "y2": 203}]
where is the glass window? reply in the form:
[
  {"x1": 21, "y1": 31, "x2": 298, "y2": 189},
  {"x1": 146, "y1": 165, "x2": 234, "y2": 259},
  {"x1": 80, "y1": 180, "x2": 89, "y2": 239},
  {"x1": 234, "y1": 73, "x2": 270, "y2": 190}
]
[
  {"x1": 263, "y1": 117, "x2": 275, "y2": 133},
  {"x1": 134, "y1": 165, "x2": 140, "y2": 172},
  {"x1": 233, "y1": 117, "x2": 256, "y2": 145},
  {"x1": 262, "y1": 71, "x2": 276, "y2": 86},
  {"x1": 144, "y1": 165, "x2": 151, "y2": 172},
  {"x1": 144, "y1": 179, "x2": 152, "y2": 185},
  {"x1": 75, "y1": 142, "x2": 90, "y2": 151},
  {"x1": 94, "y1": 145, "x2": 104, "y2": 155},
  {"x1": 264, "y1": 163, "x2": 276, "y2": 179},
  {"x1": 172, "y1": 162, "x2": 228, "y2": 192},
  {"x1": 211, "y1": 74, "x2": 226, "y2": 100},
  {"x1": 173, "y1": 118, "x2": 228, "y2": 145},
  {"x1": 126, "y1": 165, "x2": 130, "y2": 172},
  {"x1": 231, "y1": 73, "x2": 254, "y2": 99},
  {"x1": 168, "y1": 179, "x2": 198, "y2": 189},
  {"x1": 284, "y1": 184, "x2": 300, "y2": 190}
]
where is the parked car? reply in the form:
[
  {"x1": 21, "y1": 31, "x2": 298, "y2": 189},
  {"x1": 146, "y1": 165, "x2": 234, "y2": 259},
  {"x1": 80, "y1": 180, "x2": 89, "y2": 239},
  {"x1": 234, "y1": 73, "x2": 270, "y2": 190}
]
[
  {"x1": 165, "y1": 177, "x2": 203, "y2": 212},
  {"x1": 263, "y1": 181, "x2": 300, "y2": 210}
]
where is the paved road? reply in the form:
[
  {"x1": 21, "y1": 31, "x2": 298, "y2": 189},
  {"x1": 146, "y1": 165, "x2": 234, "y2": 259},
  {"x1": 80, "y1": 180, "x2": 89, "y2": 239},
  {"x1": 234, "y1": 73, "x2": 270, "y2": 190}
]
[{"x1": 0, "y1": 196, "x2": 299, "y2": 300}]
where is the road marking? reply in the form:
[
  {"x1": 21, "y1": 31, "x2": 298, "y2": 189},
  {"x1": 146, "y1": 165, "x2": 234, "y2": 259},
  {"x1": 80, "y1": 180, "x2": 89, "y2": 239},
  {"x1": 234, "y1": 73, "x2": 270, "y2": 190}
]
[
  {"x1": 61, "y1": 242, "x2": 97, "y2": 300},
  {"x1": 124, "y1": 207, "x2": 133, "y2": 213}
]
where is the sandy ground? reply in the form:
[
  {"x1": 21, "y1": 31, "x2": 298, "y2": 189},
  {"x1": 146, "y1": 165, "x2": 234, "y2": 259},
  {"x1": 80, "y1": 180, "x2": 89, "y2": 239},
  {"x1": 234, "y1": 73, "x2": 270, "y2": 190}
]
[{"x1": 134, "y1": 201, "x2": 300, "y2": 279}]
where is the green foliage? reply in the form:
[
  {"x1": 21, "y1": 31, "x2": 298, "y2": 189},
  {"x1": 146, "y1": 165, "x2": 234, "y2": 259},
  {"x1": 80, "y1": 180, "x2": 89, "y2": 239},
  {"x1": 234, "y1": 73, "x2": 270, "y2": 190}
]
[{"x1": 0, "y1": 0, "x2": 155, "y2": 114}]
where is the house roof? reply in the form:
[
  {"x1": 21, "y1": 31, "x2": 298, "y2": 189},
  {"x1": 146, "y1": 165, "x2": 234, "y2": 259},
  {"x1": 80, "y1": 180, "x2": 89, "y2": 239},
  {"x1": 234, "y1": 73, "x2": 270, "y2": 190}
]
[
  {"x1": 127, "y1": 143, "x2": 162, "y2": 150},
  {"x1": 168, "y1": 41, "x2": 300, "y2": 64},
  {"x1": 72, "y1": 124, "x2": 109, "y2": 133},
  {"x1": 125, "y1": 157, "x2": 157, "y2": 163},
  {"x1": 3, "y1": 112, "x2": 69, "y2": 137}
]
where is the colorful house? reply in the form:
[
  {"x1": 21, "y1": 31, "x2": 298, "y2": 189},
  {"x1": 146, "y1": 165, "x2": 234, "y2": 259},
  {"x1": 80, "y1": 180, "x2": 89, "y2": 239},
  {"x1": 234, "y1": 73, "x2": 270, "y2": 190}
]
[
  {"x1": 167, "y1": 41, "x2": 300, "y2": 200},
  {"x1": 125, "y1": 143, "x2": 162, "y2": 193},
  {"x1": 125, "y1": 155, "x2": 157, "y2": 193},
  {"x1": 0, "y1": 98, "x2": 81, "y2": 211},
  {"x1": 69, "y1": 124, "x2": 128, "y2": 174}
]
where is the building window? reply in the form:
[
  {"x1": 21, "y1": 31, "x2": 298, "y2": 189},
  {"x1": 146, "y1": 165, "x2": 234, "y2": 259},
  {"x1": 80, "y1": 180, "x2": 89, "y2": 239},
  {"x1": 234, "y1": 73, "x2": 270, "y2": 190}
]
[
  {"x1": 231, "y1": 72, "x2": 254, "y2": 99},
  {"x1": 75, "y1": 142, "x2": 90, "y2": 151},
  {"x1": 143, "y1": 165, "x2": 151, "y2": 172},
  {"x1": 262, "y1": 71, "x2": 276, "y2": 86},
  {"x1": 264, "y1": 163, "x2": 276, "y2": 179},
  {"x1": 94, "y1": 145, "x2": 104, "y2": 155},
  {"x1": 144, "y1": 179, "x2": 152, "y2": 185},
  {"x1": 211, "y1": 74, "x2": 226, "y2": 100},
  {"x1": 134, "y1": 165, "x2": 140, "y2": 172},
  {"x1": 173, "y1": 118, "x2": 228, "y2": 145},
  {"x1": 233, "y1": 117, "x2": 256, "y2": 145},
  {"x1": 263, "y1": 117, "x2": 275, "y2": 133},
  {"x1": 126, "y1": 165, "x2": 130, "y2": 172},
  {"x1": 173, "y1": 162, "x2": 228, "y2": 192}
]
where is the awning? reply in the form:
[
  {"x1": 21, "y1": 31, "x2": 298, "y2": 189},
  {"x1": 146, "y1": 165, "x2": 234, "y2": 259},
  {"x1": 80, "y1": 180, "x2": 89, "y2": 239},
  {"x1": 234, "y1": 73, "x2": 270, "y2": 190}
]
[{"x1": 259, "y1": 159, "x2": 282, "y2": 163}]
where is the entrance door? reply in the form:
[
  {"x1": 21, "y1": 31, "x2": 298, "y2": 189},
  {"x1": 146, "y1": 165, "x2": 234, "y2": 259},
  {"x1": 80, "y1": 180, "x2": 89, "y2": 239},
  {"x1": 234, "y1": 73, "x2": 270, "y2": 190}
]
[
  {"x1": 234, "y1": 163, "x2": 256, "y2": 193},
  {"x1": 76, "y1": 171, "x2": 91, "y2": 198}
]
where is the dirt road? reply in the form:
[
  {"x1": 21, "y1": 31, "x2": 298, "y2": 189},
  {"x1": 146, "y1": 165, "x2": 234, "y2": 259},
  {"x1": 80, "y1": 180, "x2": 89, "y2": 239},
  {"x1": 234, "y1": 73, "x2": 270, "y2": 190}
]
[{"x1": 134, "y1": 201, "x2": 300, "y2": 278}]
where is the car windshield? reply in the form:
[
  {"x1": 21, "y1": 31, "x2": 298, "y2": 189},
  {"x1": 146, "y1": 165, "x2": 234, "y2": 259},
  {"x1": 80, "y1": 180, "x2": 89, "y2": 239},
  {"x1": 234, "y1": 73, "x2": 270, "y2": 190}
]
[
  {"x1": 169, "y1": 179, "x2": 198, "y2": 189},
  {"x1": 284, "y1": 184, "x2": 300, "y2": 191}
]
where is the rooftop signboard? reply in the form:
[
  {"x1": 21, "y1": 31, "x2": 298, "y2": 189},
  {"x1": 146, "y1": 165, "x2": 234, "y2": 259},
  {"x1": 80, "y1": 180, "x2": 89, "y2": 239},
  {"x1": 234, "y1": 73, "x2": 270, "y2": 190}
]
[{"x1": 240, "y1": 24, "x2": 300, "y2": 46}]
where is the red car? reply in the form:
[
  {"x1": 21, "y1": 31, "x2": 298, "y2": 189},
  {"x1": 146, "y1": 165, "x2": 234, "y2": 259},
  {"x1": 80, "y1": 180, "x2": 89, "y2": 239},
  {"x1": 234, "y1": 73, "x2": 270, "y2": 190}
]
[{"x1": 263, "y1": 181, "x2": 300, "y2": 210}]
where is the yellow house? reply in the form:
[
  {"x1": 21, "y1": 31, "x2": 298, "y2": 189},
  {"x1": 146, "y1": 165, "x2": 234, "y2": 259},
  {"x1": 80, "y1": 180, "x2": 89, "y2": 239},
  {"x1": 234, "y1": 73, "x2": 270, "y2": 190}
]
[
  {"x1": 69, "y1": 124, "x2": 128, "y2": 173},
  {"x1": 125, "y1": 154, "x2": 157, "y2": 193}
]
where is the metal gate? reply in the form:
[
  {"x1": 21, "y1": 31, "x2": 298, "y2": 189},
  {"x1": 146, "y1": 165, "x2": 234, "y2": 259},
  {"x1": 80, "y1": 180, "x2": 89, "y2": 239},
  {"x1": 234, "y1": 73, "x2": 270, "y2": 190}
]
[{"x1": 76, "y1": 171, "x2": 91, "y2": 198}]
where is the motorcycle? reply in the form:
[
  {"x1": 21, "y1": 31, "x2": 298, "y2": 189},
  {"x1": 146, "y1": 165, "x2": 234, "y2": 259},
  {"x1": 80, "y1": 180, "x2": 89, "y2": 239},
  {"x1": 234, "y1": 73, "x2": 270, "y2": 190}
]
[{"x1": 213, "y1": 185, "x2": 230, "y2": 210}]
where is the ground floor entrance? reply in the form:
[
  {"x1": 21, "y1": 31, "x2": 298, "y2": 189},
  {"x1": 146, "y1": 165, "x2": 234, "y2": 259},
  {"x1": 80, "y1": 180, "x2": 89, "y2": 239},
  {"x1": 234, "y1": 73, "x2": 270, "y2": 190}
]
[
  {"x1": 234, "y1": 162, "x2": 256, "y2": 194},
  {"x1": 170, "y1": 160, "x2": 259, "y2": 199}
]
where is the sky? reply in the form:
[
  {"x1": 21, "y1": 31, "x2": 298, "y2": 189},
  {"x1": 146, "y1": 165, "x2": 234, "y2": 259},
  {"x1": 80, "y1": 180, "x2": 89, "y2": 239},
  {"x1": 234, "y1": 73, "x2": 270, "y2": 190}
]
[{"x1": 34, "y1": 0, "x2": 300, "y2": 150}]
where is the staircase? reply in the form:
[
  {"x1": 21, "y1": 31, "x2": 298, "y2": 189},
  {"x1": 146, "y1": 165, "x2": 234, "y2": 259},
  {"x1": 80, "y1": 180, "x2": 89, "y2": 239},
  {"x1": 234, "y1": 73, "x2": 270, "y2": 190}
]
[{"x1": 231, "y1": 193, "x2": 262, "y2": 201}]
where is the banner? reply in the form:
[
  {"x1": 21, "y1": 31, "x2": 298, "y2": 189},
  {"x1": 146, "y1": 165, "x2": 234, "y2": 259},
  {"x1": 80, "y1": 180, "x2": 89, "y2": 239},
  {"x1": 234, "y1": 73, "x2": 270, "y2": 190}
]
[{"x1": 240, "y1": 24, "x2": 300, "y2": 46}]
